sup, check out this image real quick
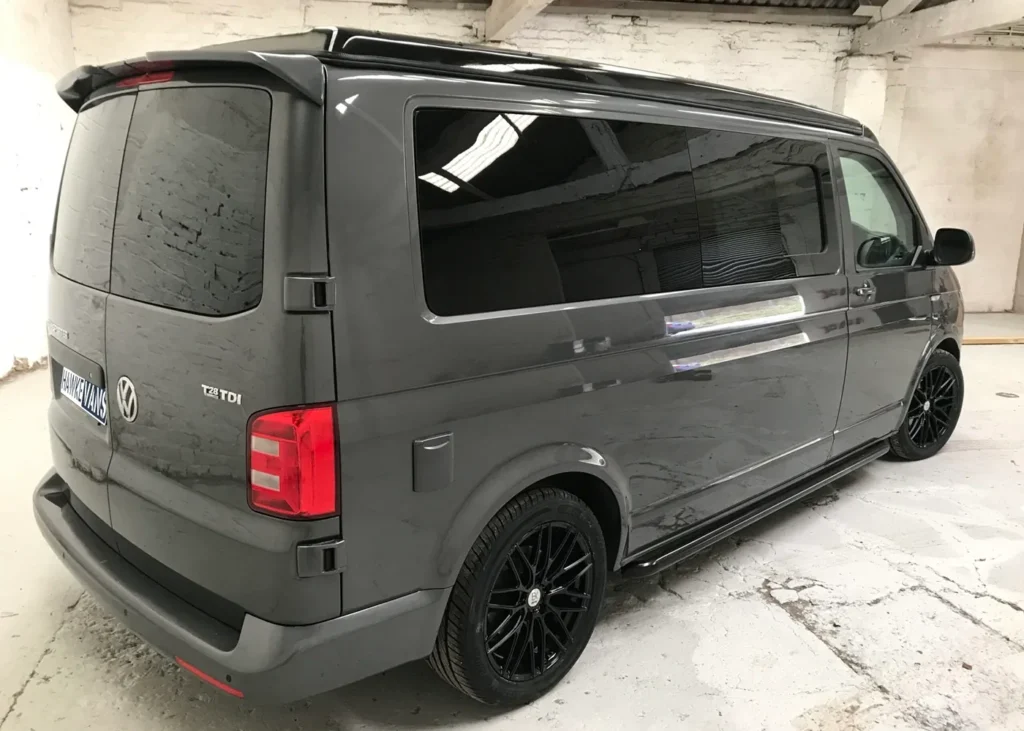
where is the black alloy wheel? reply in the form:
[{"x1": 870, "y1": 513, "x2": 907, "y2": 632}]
[
  {"x1": 485, "y1": 521, "x2": 594, "y2": 682},
  {"x1": 907, "y1": 363, "x2": 957, "y2": 449},
  {"x1": 890, "y1": 349, "x2": 964, "y2": 460},
  {"x1": 429, "y1": 487, "x2": 607, "y2": 705}
]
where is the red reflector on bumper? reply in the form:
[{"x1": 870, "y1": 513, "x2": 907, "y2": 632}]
[{"x1": 175, "y1": 657, "x2": 244, "y2": 698}]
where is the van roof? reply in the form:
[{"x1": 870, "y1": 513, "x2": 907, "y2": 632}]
[{"x1": 58, "y1": 26, "x2": 863, "y2": 136}]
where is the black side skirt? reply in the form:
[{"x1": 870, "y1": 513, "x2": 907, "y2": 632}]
[{"x1": 621, "y1": 440, "x2": 888, "y2": 579}]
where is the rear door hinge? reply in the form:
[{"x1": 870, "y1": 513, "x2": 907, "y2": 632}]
[
  {"x1": 284, "y1": 275, "x2": 335, "y2": 313},
  {"x1": 296, "y1": 537, "x2": 345, "y2": 577}
]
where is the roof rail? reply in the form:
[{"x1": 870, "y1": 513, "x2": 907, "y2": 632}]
[{"x1": 198, "y1": 27, "x2": 864, "y2": 136}]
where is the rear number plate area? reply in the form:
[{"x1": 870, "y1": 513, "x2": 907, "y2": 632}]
[{"x1": 59, "y1": 365, "x2": 107, "y2": 425}]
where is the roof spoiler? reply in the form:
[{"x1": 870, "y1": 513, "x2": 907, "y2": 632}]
[{"x1": 55, "y1": 50, "x2": 325, "y2": 112}]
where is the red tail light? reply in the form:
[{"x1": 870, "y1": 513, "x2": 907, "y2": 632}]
[{"x1": 248, "y1": 405, "x2": 337, "y2": 519}]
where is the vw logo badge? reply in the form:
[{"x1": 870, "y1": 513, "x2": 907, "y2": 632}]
[{"x1": 116, "y1": 376, "x2": 138, "y2": 423}]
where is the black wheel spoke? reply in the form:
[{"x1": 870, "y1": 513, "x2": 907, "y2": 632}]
[
  {"x1": 528, "y1": 615, "x2": 539, "y2": 677},
  {"x1": 500, "y1": 619, "x2": 526, "y2": 674},
  {"x1": 543, "y1": 530, "x2": 575, "y2": 583},
  {"x1": 488, "y1": 612, "x2": 526, "y2": 654},
  {"x1": 550, "y1": 607, "x2": 574, "y2": 643},
  {"x1": 550, "y1": 604, "x2": 588, "y2": 613},
  {"x1": 487, "y1": 607, "x2": 522, "y2": 643},
  {"x1": 514, "y1": 545, "x2": 536, "y2": 586},
  {"x1": 485, "y1": 519, "x2": 594, "y2": 682},
  {"x1": 506, "y1": 616, "x2": 533, "y2": 676},
  {"x1": 506, "y1": 549, "x2": 528, "y2": 589},
  {"x1": 488, "y1": 600, "x2": 521, "y2": 611},
  {"x1": 907, "y1": 364, "x2": 959, "y2": 449},
  {"x1": 534, "y1": 533, "x2": 546, "y2": 576},
  {"x1": 553, "y1": 556, "x2": 593, "y2": 588},
  {"x1": 552, "y1": 553, "x2": 589, "y2": 581},
  {"x1": 543, "y1": 616, "x2": 567, "y2": 652},
  {"x1": 538, "y1": 613, "x2": 548, "y2": 669},
  {"x1": 550, "y1": 587, "x2": 591, "y2": 601}
]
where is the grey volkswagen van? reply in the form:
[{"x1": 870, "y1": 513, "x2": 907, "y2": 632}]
[{"x1": 34, "y1": 27, "x2": 974, "y2": 706}]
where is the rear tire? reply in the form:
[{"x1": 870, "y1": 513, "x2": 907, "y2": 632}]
[
  {"x1": 428, "y1": 487, "x2": 607, "y2": 705},
  {"x1": 889, "y1": 349, "x2": 964, "y2": 460}
]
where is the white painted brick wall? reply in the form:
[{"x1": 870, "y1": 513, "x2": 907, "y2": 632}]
[
  {"x1": 1, "y1": 0, "x2": 74, "y2": 378},
  {"x1": 894, "y1": 47, "x2": 1024, "y2": 313}
]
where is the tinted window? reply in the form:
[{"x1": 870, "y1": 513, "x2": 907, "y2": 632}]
[
  {"x1": 415, "y1": 110, "x2": 700, "y2": 316},
  {"x1": 110, "y1": 87, "x2": 271, "y2": 316},
  {"x1": 414, "y1": 109, "x2": 828, "y2": 316},
  {"x1": 688, "y1": 129, "x2": 826, "y2": 288},
  {"x1": 839, "y1": 152, "x2": 917, "y2": 269},
  {"x1": 53, "y1": 96, "x2": 134, "y2": 290}
]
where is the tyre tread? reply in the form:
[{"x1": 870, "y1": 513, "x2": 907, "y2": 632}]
[
  {"x1": 428, "y1": 487, "x2": 587, "y2": 703},
  {"x1": 888, "y1": 349, "x2": 962, "y2": 461}
]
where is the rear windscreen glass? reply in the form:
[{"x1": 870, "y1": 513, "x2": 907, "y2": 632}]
[
  {"x1": 110, "y1": 87, "x2": 271, "y2": 317},
  {"x1": 52, "y1": 95, "x2": 134, "y2": 290}
]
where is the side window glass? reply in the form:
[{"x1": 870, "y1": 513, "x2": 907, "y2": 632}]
[
  {"x1": 839, "y1": 152, "x2": 917, "y2": 269},
  {"x1": 412, "y1": 109, "x2": 832, "y2": 317},
  {"x1": 414, "y1": 109, "x2": 701, "y2": 316},
  {"x1": 687, "y1": 129, "x2": 828, "y2": 287}
]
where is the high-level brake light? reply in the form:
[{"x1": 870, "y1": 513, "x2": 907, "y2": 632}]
[{"x1": 116, "y1": 71, "x2": 176, "y2": 88}]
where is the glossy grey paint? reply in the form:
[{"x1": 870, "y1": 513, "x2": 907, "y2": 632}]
[
  {"x1": 830, "y1": 139, "x2": 960, "y2": 456},
  {"x1": 325, "y1": 68, "x2": 862, "y2": 612},
  {"x1": 35, "y1": 471, "x2": 449, "y2": 703}
]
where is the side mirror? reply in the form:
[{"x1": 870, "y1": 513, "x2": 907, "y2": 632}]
[{"x1": 931, "y1": 228, "x2": 974, "y2": 266}]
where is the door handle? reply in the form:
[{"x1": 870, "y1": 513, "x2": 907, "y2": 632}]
[{"x1": 853, "y1": 283, "x2": 876, "y2": 298}]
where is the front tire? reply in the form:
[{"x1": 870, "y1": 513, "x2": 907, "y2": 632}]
[
  {"x1": 889, "y1": 349, "x2": 964, "y2": 460},
  {"x1": 428, "y1": 487, "x2": 607, "y2": 705}
]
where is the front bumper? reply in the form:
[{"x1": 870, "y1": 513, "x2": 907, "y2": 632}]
[{"x1": 33, "y1": 469, "x2": 449, "y2": 702}]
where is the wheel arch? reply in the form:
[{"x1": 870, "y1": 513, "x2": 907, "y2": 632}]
[
  {"x1": 898, "y1": 331, "x2": 962, "y2": 425},
  {"x1": 934, "y1": 337, "x2": 960, "y2": 361},
  {"x1": 436, "y1": 444, "x2": 631, "y2": 587}
]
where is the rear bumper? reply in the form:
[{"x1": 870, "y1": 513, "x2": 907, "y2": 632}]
[{"x1": 33, "y1": 469, "x2": 449, "y2": 703}]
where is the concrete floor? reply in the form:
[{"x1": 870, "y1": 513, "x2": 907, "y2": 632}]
[
  {"x1": 965, "y1": 312, "x2": 1024, "y2": 341},
  {"x1": 2, "y1": 349, "x2": 1024, "y2": 731}
]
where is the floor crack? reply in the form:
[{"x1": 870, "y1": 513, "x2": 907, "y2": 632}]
[
  {"x1": 932, "y1": 571, "x2": 1024, "y2": 616},
  {"x1": 757, "y1": 582, "x2": 890, "y2": 697},
  {"x1": 913, "y1": 585, "x2": 1024, "y2": 653},
  {"x1": 877, "y1": 559, "x2": 1024, "y2": 650},
  {"x1": 0, "y1": 592, "x2": 82, "y2": 730}
]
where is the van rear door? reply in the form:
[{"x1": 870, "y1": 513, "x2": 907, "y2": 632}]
[
  {"x1": 48, "y1": 95, "x2": 135, "y2": 540},
  {"x1": 52, "y1": 67, "x2": 339, "y2": 628}
]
